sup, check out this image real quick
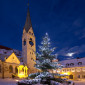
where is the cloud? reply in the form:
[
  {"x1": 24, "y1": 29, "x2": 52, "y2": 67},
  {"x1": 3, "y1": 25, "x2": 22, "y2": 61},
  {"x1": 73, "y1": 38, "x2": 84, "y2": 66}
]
[
  {"x1": 66, "y1": 53, "x2": 75, "y2": 57},
  {"x1": 57, "y1": 45, "x2": 85, "y2": 58}
]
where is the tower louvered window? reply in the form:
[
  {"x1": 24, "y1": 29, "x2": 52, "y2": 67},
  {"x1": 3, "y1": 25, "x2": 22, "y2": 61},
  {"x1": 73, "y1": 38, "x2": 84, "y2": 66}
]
[{"x1": 24, "y1": 39, "x2": 26, "y2": 46}]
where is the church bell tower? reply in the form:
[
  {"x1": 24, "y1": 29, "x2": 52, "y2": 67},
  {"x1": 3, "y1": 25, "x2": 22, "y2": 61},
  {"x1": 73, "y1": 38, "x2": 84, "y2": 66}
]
[{"x1": 22, "y1": 7, "x2": 36, "y2": 73}]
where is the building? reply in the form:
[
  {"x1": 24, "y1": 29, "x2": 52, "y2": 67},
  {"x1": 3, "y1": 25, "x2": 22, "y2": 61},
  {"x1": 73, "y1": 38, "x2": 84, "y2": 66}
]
[
  {"x1": 58, "y1": 57, "x2": 85, "y2": 80},
  {"x1": 22, "y1": 8, "x2": 36, "y2": 74},
  {"x1": 0, "y1": 6, "x2": 36, "y2": 78}
]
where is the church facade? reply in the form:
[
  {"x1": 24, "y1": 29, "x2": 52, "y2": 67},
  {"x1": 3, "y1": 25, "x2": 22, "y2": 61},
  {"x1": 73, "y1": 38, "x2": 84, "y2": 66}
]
[{"x1": 0, "y1": 7, "x2": 36, "y2": 78}]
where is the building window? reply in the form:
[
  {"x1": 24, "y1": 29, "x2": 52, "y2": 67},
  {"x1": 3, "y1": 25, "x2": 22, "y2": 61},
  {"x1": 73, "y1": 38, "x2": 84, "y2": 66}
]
[
  {"x1": 67, "y1": 69, "x2": 69, "y2": 72},
  {"x1": 30, "y1": 38, "x2": 32, "y2": 41},
  {"x1": 32, "y1": 33, "x2": 34, "y2": 35},
  {"x1": 69, "y1": 75, "x2": 73, "y2": 79},
  {"x1": 71, "y1": 69, "x2": 75, "y2": 72},
  {"x1": 76, "y1": 68, "x2": 81, "y2": 72},
  {"x1": 78, "y1": 62, "x2": 82, "y2": 65},
  {"x1": 66, "y1": 63, "x2": 69, "y2": 67},
  {"x1": 29, "y1": 32, "x2": 31, "y2": 34},
  {"x1": 70, "y1": 63, "x2": 74, "y2": 66},
  {"x1": 15, "y1": 66, "x2": 18, "y2": 73},
  {"x1": 4, "y1": 52, "x2": 7, "y2": 54},
  {"x1": 23, "y1": 39, "x2": 26, "y2": 46},
  {"x1": 82, "y1": 75, "x2": 85, "y2": 78},
  {"x1": 62, "y1": 69, "x2": 66, "y2": 72},
  {"x1": 0, "y1": 65, "x2": 1, "y2": 73},
  {"x1": 9, "y1": 65, "x2": 13, "y2": 73},
  {"x1": 82, "y1": 68, "x2": 85, "y2": 72},
  {"x1": 78, "y1": 75, "x2": 80, "y2": 78}
]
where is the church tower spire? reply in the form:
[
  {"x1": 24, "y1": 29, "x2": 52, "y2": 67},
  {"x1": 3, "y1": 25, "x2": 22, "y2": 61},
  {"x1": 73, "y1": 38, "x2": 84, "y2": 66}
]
[
  {"x1": 24, "y1": 8, "x2": 32, "y2": 32},
  {"x1": 22, "y1": 6, "x2": 36, "y2": 74}
]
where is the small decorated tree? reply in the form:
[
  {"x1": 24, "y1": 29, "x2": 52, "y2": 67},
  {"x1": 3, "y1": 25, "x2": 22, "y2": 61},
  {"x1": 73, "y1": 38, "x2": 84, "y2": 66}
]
[{"x1": 29, "y1": 33, "x2": 63, "y2": 79}]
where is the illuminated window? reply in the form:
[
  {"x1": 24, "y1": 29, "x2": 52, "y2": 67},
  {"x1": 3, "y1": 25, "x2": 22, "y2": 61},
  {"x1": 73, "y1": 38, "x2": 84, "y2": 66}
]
[
  {"x1": 76, "y1": 68, "x2": 81, "y2": 72},
  {"x1": 9, "y1": 65, "x2": 13, "y2": 73},
  {"x1": 0, "y1": 65, "x2": 1, "y2": 73},
  {"x1": 78, "y1": 62, "x2": 82, "y2": 65},
  {"x1": 82, "y1": 68, "x2": 85, "y2": 72},
  {"x1": 71, "y1": 69, "x2": 75, "y2": 72},
  {"x1": 67, "y1": 69, "x2": 69, "y2": 71},
  {"x1": 62, "y1": 69, "x2": 66, "y2": 72}
]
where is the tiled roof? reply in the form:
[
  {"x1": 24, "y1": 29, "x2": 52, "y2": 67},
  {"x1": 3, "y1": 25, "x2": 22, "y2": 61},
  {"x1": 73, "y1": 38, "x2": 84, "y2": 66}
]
[{"x1": 0, "y1": 54, "x2": 9, "y2": 61}]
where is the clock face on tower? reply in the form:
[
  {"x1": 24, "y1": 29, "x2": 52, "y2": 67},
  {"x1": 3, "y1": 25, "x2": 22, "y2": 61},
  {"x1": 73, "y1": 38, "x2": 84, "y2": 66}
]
[{"x1": 29, "y1": 38, "x2": 34, "y2": 47}]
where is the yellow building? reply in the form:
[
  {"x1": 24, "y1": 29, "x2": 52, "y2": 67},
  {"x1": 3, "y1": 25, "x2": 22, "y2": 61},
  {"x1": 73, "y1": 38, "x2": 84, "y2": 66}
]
[
  {"x1": 58, "y1": 57, "x2": 85, "y2": 80},
  {"x1": 0, "y1": 53, "x2": 20, "y2": 78}
]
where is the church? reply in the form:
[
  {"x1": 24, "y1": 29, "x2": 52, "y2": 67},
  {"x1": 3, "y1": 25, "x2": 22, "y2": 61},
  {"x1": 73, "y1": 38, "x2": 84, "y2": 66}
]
[{"x1": 0, "y1": 7, "x2": 36, "y2": 78}]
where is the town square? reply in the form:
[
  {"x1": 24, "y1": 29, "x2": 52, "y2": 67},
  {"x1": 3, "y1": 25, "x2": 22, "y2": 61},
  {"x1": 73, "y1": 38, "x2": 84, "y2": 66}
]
[{"x1": 0, "y1": 0, "x2": 85, "y2": 85}]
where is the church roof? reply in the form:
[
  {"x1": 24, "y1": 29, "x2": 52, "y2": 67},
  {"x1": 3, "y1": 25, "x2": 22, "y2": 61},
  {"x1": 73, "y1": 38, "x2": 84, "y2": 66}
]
[
  {"x1": 0, "y1": 54, "x2": 9, "y2": 61},
  {"x1": 24, "y1": 7, "x2": 32, "y2": 32},
  {"x1": 0, "y1": 45, "x2": 12, "y2": 50}
]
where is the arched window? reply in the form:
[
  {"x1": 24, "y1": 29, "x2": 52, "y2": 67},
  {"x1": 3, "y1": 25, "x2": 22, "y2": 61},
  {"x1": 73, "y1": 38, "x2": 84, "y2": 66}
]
[
  {"x1": 66, "y1": 63, "x2": 69, "y2": 67},
  {"x1": 15, "y1": 66, "x2": 18, "y2": 73},
  {"x1": 9, "y1": 65, "x2": 13, "y2": 73},
  {"x1": 69, "y1": 75, "x2": 73, "y2": 79},
  {"x1": 32, "y1": 33, "x2": 34, "y2": 35},
  {"x1": 29, "y1": 38, "x2": 34, "y2": 47},
  {"x1": 29, "y1": 32, "x2": 31, "y2": 34},
  {"x1": 0, "y1": 65, "x2": 1, "y2": 73},
  {"x1": 23, "y1": 39, "x2": 26, "y2": 46},
  {"x1": 70, "y1": 63, "x2": 74, "y2": 66},
  {"x1": 78, "y1": 62, "x2": 82, "y2": 65},
  {"x1": 78, "y1": 75, "x2": 80, "y2": 78}
]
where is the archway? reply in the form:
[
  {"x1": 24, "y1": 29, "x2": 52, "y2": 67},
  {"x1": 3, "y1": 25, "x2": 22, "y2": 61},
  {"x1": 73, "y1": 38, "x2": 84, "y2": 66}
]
[{"x1": 69, "y1": 75, "x2": 73, "y2": 79}]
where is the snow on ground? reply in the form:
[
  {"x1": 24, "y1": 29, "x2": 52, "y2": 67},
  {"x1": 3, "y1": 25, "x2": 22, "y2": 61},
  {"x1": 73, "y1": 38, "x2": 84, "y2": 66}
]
[
  {"x1": 0, "y1": 79, "x2": 85, "y2": 85},
  {"x1": 74, "y1": 80, "x2": 85, "y2": 85},
  {"x1": 0, "y1": 78, "x2": 20, "y2": 85}
]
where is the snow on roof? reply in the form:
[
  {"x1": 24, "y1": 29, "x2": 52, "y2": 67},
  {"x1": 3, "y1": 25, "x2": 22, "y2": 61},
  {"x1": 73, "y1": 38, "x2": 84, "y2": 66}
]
[{"x1": 59, "y1": 57, "x2": 85, "y2": 67}]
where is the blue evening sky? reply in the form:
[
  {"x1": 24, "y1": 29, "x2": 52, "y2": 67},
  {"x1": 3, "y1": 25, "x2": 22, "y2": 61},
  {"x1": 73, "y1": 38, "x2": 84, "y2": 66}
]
[{"x1": 0, "y1": 0, "x2": 85, "y2": 60}]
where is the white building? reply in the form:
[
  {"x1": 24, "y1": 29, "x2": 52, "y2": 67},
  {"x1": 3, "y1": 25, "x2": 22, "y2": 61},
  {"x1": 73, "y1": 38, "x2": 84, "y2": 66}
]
[{"x1": 59, "y1": 57, "x2": 85, "y2": 80}]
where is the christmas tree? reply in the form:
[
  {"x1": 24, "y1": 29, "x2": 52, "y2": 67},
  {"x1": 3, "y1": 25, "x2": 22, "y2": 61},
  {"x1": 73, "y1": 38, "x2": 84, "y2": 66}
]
[{"x1": 29, "y1": 33, "x2": 63, "y2": 79}]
